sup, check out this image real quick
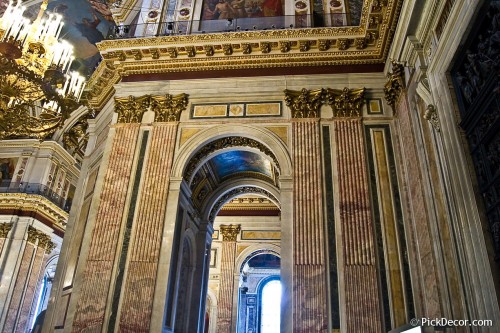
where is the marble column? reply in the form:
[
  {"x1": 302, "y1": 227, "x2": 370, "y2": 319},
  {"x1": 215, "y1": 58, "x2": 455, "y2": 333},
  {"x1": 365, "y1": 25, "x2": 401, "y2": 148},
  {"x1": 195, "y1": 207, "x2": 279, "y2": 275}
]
[
  {"x1": 117, "y1": 123, "x2": 178, "y2": 332},
  {"x1": 216, "y1": 224, "x2": 241, "y2": 333},
  {"x1": 285, "y1": 88, "x2": 328, "y2": 332},
  {"x1": 71, "y1": 124, "x2": 141, "y2": 332},
  {"x1": 327, "y1": 87, "x2": 384, "y2": 332},
  {"x1": 1, "y1": 225, "x2": 55, "y2": 333}
]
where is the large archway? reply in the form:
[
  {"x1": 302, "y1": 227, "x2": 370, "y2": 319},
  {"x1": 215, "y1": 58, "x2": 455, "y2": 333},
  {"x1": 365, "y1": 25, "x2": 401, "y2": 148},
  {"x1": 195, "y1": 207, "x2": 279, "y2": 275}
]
[{"x1": 161, "y1": 126, "x2": 292, "y2": 333}]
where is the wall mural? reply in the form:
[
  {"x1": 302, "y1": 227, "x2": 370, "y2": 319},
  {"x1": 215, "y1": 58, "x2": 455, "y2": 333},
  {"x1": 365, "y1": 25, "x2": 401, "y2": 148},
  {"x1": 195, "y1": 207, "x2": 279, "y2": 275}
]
[
  {"x1": 23, "y1": 0, "x2": 116, "y2": 76},
  {"x1": 210, "y1": 151, "x2": 273, "y2": 179},
  {"x1": 201, "y1": 0, "x2": 284, "y2": 20}
]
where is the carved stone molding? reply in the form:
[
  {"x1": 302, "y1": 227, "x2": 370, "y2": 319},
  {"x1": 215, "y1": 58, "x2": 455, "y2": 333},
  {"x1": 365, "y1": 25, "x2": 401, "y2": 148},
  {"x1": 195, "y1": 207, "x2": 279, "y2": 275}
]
[
  {"x1": 0, "y1": 223, "x2": 13, "y2": 238},
  {"x1": 384, "y1": 60, "x2": 406, "y2": 109},
  {"x1": 326, "y1": 87, "x2": 366, "y2": 117},
  {"x1": 27, "y1": 226, "x2": 56, "y2": 252},
  {"x1": 184, "y1": 137, "x2": 280, "y2": 182},
  {"x1": 115, "y1": 94, "x2": 189, "y2": 123},
  {"x1": 209, "y1": 186, "x2": 279, "y2": 222},
  {"x1": 219, "y1": 224, "x2": 241, "y2": 242},
  {"x1": 423, "y1": 104, "x2": 440, "y2": 131},
  {"x1": 284, "y1": 88, "x2": 325, "y2": 118}
]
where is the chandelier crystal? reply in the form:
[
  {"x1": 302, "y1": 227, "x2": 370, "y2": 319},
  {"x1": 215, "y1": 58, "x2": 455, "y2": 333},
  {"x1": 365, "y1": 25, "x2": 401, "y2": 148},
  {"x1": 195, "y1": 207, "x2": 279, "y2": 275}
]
[{"x1": 0, "y1": 0, "x2": 86, "y2": 140}]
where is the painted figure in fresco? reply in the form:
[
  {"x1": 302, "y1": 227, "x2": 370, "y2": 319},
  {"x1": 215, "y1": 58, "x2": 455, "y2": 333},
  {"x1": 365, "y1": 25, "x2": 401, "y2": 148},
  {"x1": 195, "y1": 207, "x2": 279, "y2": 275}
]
[
  {"x1": 231, "y1": 0, "x2": 247, "y2": 19},
  {"x1": 88, "y1": 0, "x2": 113, "y2": 21},
  {"x1": 209, "y1": 0, "x2": 235, "y2": 19},
  {"x1": 75, "y1": 10, "x2": 103, "y2": 44},
  {"x1": 262, "y1": 0, "x2": 282, "y2": 16},
  {"x1": 249, "y1": 1, "x2": 263, "y2": 17}
]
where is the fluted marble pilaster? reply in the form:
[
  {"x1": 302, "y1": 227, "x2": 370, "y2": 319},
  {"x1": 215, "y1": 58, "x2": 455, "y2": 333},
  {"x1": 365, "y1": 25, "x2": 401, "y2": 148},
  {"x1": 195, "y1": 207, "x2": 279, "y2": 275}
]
[
  {"x1": 216, "y1": 225, "x2": 241, "y2": 333},
  {"x1": 334, "y1": 118, "x2": 382, "y2": 332},
  {"x1": 118, "y1": 123, "x2": 178, "y2": 332},
  {"x1": 72, "y1": 124, "x2": 140, "y2": 333},
  {"x1": 291, "y1": 119, "x2": 328, "y2": 332}
]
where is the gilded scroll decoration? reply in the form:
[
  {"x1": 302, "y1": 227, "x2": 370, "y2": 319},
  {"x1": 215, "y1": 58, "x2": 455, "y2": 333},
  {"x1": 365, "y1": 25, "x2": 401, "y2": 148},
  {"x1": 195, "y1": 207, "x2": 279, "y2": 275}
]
[
  {"x1": 284, "y1": 88, "x2": 325, "y2": 118},
  {"x1": 384, "y1": 60, "x2": 406, "y2": 109},
  {"x1": 219, "y1": 224, "x2": 241, "y2": 242},
  {"x1": 27, "y1": 226, "x2": 56, "y2": 252},
  {"x1": 0, "y1": 223, "x2": 13, "y2": 238},
  {"x1": 115, "y1": 94, "x2": 189, "y2": 123},
  {"x1": 326, "y1": 87, "x2": 366, "y2": 117},
  {"x1": 63, "y1": 114, "x2": 91, "y2": 158}
]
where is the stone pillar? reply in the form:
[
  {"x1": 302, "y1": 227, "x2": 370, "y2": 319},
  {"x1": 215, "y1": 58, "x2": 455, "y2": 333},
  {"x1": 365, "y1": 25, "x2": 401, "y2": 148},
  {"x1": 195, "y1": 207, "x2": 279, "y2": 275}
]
[
  {"x1": 1, "y1": 225, "x2": 55, "y2": 333},
  {"x1": 327, "y1": 87, "x2": 383, "y2": 332},
  {"x1": 284, "y1": 88, "x2": 328, "y2": 332},
  {"x1": 216, "y1": 224, "x2": 241, "y2": 333}
]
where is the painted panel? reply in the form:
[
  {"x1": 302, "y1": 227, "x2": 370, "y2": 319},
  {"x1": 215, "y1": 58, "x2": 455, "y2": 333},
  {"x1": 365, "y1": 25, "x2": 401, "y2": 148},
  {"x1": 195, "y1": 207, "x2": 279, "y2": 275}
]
[
  {"x1": 246, "y1": 102, "x2": 281, "y2": 116},
  {"x1": 193, "y1": 104, "x2": 228, "y2": 118}
]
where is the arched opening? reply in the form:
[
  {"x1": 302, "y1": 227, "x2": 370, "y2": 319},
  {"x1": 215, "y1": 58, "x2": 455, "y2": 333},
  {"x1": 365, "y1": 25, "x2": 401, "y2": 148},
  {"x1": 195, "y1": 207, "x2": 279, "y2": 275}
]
[
  {"x1": 164, "y1": 133, "x2": 287, "y2": 333},
  {"x1": 237, "y1": 252, "x2": 281, "y2": 333}
]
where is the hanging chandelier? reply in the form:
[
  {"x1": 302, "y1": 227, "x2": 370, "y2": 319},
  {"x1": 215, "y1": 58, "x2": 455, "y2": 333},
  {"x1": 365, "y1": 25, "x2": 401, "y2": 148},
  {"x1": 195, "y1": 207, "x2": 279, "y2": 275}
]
[{"x1": 0, "y1": 0, "x2": 86, "y2": 140}]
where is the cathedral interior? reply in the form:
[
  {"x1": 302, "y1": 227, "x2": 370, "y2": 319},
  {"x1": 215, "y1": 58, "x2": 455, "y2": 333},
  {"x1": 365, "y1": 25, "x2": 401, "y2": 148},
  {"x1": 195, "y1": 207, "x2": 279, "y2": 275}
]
[{"x1": 0, "y1": 0, "x2": 499, "y2": 332}]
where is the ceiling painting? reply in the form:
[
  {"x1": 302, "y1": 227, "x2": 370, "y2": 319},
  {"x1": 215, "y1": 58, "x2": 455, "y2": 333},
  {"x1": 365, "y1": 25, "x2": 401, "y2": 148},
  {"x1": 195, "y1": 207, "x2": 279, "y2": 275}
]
[{"x1": 210, "y1": 150, "x2": 273, "y2": 180}]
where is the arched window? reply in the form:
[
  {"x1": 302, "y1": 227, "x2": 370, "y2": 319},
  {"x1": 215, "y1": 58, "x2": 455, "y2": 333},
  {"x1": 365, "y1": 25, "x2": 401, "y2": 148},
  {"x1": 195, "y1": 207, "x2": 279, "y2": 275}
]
[{"x1": 260, "y1": 279, "x2": 281, "y2": 333}]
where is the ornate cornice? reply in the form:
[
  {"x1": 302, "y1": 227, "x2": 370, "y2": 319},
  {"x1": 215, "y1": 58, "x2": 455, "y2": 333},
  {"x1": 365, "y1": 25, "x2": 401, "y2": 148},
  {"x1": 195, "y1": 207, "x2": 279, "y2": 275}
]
[
  {"x1": 0, "y1": 223, "x2": 13, "y2": 238},
  {"x1": 0, "y1": 193, "x2": 68, "y2": 229},
  {"x1": 27, "y1": 226, "x2": 56, "y2": 252},
  {"x1": 219, "y1": 224, "x2": 241, "y2": 242},
  {"x1": 326, "y1": 87, "x2": 366, "y2": 117},
  {"x1": 284, "y1": 88, "x2": 325, "y2": 118},
  {"x1": 384, "y1": 60, "x2": 406, "y2": 109},
  {"x1": 184, "y1": 136, "x2": 280, "y2": 182},
  {"x1": 209, "y1": 186, "x2": 279, "y2": 222},
  {"x1": 114, "y1": 93, "x2": 189, "y2": 123},
  {"x1": 85, "y1": 0, "x2": 403, "y2": 110}
]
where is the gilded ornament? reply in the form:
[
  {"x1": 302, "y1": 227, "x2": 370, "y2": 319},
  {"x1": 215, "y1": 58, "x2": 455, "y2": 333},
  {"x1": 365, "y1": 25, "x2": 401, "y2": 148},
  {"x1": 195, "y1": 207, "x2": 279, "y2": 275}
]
[
  {"x1": 318, "y1": 39, "x2": 330, "y2": 51},
  {"x1": 204, "y1": 45, "x2": 214, "y2": 56},
  {"x1": 63, "y1": 115, "x2": 90, "y2": 158},
  {"x1": 299, "y1": 40, "x2": 310, "y2": 52},
  {"x1": 186, "y1": 46, "x2": 196, "y2": 57},
  {"x1": 131, "y1": 50, "x2": 142, "y2": 60},
  {"x1": 241, "y1": 43, "x2": 252, "y2": 54},
  {"x1": 167, "y1": 47, "x2": 178, "y2": 58},
  {"x1": 355, "y1": 38, "x2": 367, "y2": 49},
  {"x1": 260, "y1": 42, "x2": 271, "y2": 54},
  {"x1": 0, "y1": 223, "x2": 13, "y2": 238},
  {"x1": 222, "y1": 44, "x2": 233, "y2": 55},
  {"x1": 220, "y1": 224, "x2": 241, "y2": 241},
  {"x1": 423, "y1": 104, "x2": 440, "y2": 131},
  {"x1": 27, "y1": 226, "x2": 56, "y2": 252},
  {"x1": 337, "y1": 38, "x2": 349, "y2": 50},
  {"x1": 284, "y1": 88, "x2": 325, "y2": 118},
  {"x1": 326, "y1": 87, "x2": 366, "y2": 117},
  {"x1": 150, "y1": 49, "x2": 160, "y2": 59},
  {"x1": 279, "y1": 41, "x2": 291, "y2": 53},
  {"x1": 151, "y1": 93, "x2": 189, "y2": 122},
  {"x1": 384, "y1": 60, "x2": 406, "y2": 109},
  {"x1": 114, "y1": 95, "x2": 150, "y2": 123}
]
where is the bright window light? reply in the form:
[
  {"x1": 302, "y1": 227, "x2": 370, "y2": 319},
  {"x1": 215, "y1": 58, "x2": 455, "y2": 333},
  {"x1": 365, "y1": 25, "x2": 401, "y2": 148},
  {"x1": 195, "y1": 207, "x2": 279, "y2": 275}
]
[{"x1": 261, "y1": 280, "x2": 281, "y2": 333}]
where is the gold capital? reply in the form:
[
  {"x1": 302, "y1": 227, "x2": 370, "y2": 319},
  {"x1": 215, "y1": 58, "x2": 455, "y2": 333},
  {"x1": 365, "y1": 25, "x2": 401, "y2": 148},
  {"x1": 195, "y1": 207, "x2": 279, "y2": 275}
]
[
  {"x1": 27, "y1": 226, "x2": 56, "y2": 253},
  {"x1": 0, "y1": 223, "x2": 13, "y2": 238},
  {"x1": 151, "y1": 93, "x2": 189, "y2": 122},
  {"x1": 284, "y1": 88, "x2": 325, "y2": 118},
  {"x1": 220, "y1": 224, "x2": 241, "y2": 242},
  {"x1": 384, "y1": 60, "x2": 406, "y2": 109},
  {"x1": 114, "y1": 95, "x2": 150, "y2": 123},
  {"x1": 326, "y1": 87, "x2": 365, "y2": 117}
]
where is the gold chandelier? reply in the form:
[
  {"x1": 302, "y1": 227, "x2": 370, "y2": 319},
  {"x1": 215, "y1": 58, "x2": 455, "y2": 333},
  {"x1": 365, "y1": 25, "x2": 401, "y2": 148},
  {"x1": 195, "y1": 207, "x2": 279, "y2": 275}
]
[{"x1": 0, "y1": 0, "x2": 86, "y2": 140}]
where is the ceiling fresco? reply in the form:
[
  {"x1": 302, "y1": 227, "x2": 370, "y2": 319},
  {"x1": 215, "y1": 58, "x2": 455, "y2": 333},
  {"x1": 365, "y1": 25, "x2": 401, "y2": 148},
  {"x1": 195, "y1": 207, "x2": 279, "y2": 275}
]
[
  {"x1": 209, "y1": 150, "x2": 274, "y2": 180},
  {"x1": 20, "y1": 0, "x2": 116, "y2": 77}
]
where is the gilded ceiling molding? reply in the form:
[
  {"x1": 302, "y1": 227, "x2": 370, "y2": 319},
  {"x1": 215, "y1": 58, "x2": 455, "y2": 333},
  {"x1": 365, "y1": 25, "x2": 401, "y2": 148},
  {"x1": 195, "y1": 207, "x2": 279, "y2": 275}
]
[
  {"x1": 114, "y1": 94, "x2": 189, "y2": 123},
  {"x1": 184, "y1": 137, "x2": 280, "y2": 182},
  {"x1": 27, "y1": 226, "x2": 56, "y2": 252},
  {"x1": 384, "y1": 60, "x2": 406, "y2": 110},
  {"x1": 209, "y1": 186, "x2": 279, "y2": 222},
  {"x1": 326, "y1": 87, "x2": 366, "y2": 117},
  {"x1": 423, "y1": 104, "x2": 440, "y2": 132},
  {"x1": 219, "y1": 224, "x2": 241, "y2": 242},
  {"x1": 0, "y1": 193, "x2": 68, "y2": 229},
  {"x1": 0, "y1": 223, "x2": 13, "y2": 238},
  {"x1": 284, "y1": 88, "x2": 325, "y2": 118}
]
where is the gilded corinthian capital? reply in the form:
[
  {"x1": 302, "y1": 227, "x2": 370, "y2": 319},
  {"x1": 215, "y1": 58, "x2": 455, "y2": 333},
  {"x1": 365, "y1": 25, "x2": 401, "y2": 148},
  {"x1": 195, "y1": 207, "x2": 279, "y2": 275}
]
[
  {"x1": 326, "y1": 87, "x2": 366, "y2": 117},
  {"x1": 0, "y1": 223, "x2": 13, "y2": 238},
  {"x1": 151, "y1": 93, "x2": 189, "y2": 122},
  {"x1": 27, "y1": 226, "x2": 56, "y2": 253},
  {"x1": 284, "y1": 88, "x2": 325, "y2": 118},
  {"x1": 220, "y1": 224, "x2": 241, "y2": 242},
  {"x1": 114, "y1": 95, "x2": 150, "y2": 123}
]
